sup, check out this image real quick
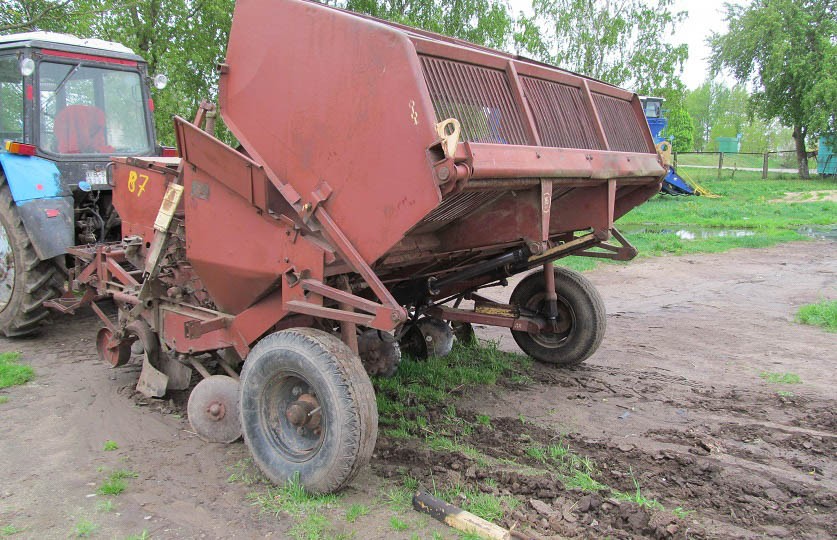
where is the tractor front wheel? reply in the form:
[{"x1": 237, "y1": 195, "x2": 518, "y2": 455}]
[
  {"x1": 239, "y1": 328, "x2": 377, "y2": 494},
  {"x1": 510, "y1": 266, "x2": 605, "y2": 367},
  {"x1": 0, "y1": 179, "x2": 65, "y2": 337}
]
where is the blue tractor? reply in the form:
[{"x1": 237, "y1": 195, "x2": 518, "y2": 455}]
[
  {"x1": 0, "y1": 32, "x2": 169, "y2": 336},
  {"x1": 640, "y1": 96, "x2": 695, "y2": 196}
]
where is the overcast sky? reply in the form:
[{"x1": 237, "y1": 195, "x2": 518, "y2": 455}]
[{"x1": 507, "y1": 0, "x2": 750, "y2": 89}]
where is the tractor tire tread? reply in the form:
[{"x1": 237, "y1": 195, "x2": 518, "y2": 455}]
[{"x1": 0, "y1": 178, "x2": 66, "y2": 337}]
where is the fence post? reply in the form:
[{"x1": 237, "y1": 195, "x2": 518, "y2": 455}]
[
  {"x1": 762, "y1": 152, "x2": 769, "y2": 179},
  {"x1": 718, "y1": 152, "x2": 724, "y2": 179},
  {"x1": 673, "y1": 151, "x2": 678, "y2": 169}
]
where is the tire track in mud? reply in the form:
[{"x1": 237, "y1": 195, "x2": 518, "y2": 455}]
[{"x1": 374, "y1": 400, "x2": 836, "y2": 539}]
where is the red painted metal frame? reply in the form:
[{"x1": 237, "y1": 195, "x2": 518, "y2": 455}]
[{"x1": 54, "y1": 0, "x2": 667, "y2": 365}]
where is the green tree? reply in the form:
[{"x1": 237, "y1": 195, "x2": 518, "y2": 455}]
[
  {"x1": 710, "y1": 0, "x2": 837, "y2": 178},
  {"x1": 343, "y1": 0, "x2": 515, "y2": 49},
  {"x1": 516, "y1": 0, "x2": 688, "y2": 92},
  {"x1": 664, "y1": 106, "x2": 694, "y2": 153},
  {"x1": 0, "y1": 1, "x2": 76, "y2": 33}
]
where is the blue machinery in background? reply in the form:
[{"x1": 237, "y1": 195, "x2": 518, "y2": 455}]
[{"x1": 640, "y1": 96, "x2": 696, "y2": 196}]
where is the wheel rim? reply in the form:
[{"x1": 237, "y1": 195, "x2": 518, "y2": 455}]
[
  {"x1": 524, "y1": 292, "x2": 575, "y2": 348},
  {"x1": 0, "y1": 220, "x2": 14, "y2": 310},
  {"x1": 261, "y1": 372, "x2": 326, "y2": 462}
]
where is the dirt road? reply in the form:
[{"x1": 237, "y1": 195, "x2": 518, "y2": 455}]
[{"x1": 1, "y1": 241, "x2": 834, "y2": 539}]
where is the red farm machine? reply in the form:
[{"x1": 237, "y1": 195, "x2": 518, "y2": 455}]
[{"x1": 49, "y1": 0, "x2": 665, "y2": 494}]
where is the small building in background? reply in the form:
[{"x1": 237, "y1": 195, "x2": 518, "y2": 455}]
[
  {"x1": 716, "y1": 134, "x2": 742, "y2": 153},
  {"x1": 818, "y1": 135, "x2": 836, "y2": 176}
]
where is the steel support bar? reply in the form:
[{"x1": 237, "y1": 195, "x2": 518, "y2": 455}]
[
  {"x1": 456, "y1": 144, "x2": 665, "y2": 180},
  {"x1": 526, "y1": 233, "x2": 599, "y2": 265},
  {"x1": 301, "y1": 279, "x2": 383, "y2": 315},
  {"x1": 426, "y1": 305, "x2": 543, "y2": 334},
  {"x1": 284, "y1": 300, "x2": 375, "y2": 326},
  {"x1": 314, "y1": 207, "x2": 406, "y2": 327}
]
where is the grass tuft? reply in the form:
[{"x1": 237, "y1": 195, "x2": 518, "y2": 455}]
[
  {"x1": 374, "y1": 340, "x2": 530, "y2": 440},
  {"x1": 1, "y1": 525, "x2": 23, "y2": 537},
  {"x1": 796, "y1": 300, "x2": 837, "y2": 332},
  {"x1": 0, "y1": 352, "x2": 34, "y2": 389},
  {"x1": 612, "y1": 470, "x2": 663, "y2": 511},
  {"x1": 97, "y1": 469, "x2": 138, "y2": 496},
  {"x1": 673, "y1": 506, "x2": 694, "y2": 519},
  {"x1": 247, "y1": 473, "x2": 338, "y2": 517},
  {"x1": 389, "y1": 516, "x2": 410, "y2": 531},
  {"x1": 760, "y1": 371, "x2": 802, "y2": 384},
  {"x1": 95, "y1": 500, "x2": 115, "y2": 513},
  {"x1": 103, "y1": 440, "x2": 119, "y2": 451},
  {"x1": 73, "y1": 519, "x2": 98, "y2": 538},
  {"x1": 345, "y1": 503, "x2": 369, "y2": 523},
  {"x1": 0, "y1": 396, "x2": 8, "y2": 405},
  {"x1": 289, "y1": 514, "x2": 330, "y2": 540}
]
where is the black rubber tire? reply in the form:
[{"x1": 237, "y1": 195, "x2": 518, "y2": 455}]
[
  {"x1": 0, "y1": 179, "x2": 66, "y2": 337},
  {"x1": 510, "y1": 266, "x2": 605, "y2": 367},
  {"x1": 239, "y1": 328, "x2": 378, "y2": 494}
]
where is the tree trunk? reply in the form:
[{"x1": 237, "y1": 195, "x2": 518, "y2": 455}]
[{"x1": 792, "y1": 125, "x2": 810, "y2": 179}]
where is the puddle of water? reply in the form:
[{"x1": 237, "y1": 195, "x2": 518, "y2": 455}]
[
  {"x1": 618, "y1": 225, "x2": 755, "y2": 240},
  {"x1": 798, "y1": 226, "x2": 837, "y2": 240}
]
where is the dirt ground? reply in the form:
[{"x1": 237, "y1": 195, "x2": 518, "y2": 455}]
[{"x1": 1, "y1": 241, "x2": 835, "y2": 539}]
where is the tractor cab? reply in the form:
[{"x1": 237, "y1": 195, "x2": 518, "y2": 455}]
[
  {"x1": 0, "y1": 32, "x2": 167, "y2": 337},
  {"x1": 639, "y1": 96, "x2": 666, "y2": 143},
  {"x1": 0, "y1": 32, "x2": 165, "y2": 192}
]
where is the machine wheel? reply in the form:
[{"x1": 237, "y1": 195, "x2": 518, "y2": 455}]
[
  {"x1": 400, "y1": 317, "x2": 455, "y2": 359},
  {"x1": 188, "y1": 375, "x2": 242, "y2": 443},
  {"x1": 357, "y1": 329, "x2": 401, "y2": 377},
  {"x1": 510, "y1": 267, "x2": 605, "y2": 367},
  {"x1": 0, "y1": 180, "x2": 65, "y2": 337},
  {"x1": 239, "y1": 328, "x2": 377, "y2": 494}
]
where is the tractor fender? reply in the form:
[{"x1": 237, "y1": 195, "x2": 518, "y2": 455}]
[{"x1": 0, "y1": 153, "x2": 74, "y2": 260}]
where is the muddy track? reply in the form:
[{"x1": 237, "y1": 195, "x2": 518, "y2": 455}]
[{"x1": 1, "y1": 241, "x2": 834, "y2": 539}]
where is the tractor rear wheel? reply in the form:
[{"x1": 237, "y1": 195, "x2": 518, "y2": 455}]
[
  {"x1": 510, "y1": 266, "x2": 605, "y2": 367},
  {"x1": 0, "y1": 179, "x2": 66, "y2": 337},
  {"x1": 239, "y1": 328, "x2": 377, "y2": 494}
]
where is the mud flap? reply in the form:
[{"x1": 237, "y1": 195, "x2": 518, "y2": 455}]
[{"x1": 0, "y1": 153, "x2": 73, "y2": 260}]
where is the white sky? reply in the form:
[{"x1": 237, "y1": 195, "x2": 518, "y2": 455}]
[{"x1": 507, "y1": 0, "x2": 750, "y2": 89}]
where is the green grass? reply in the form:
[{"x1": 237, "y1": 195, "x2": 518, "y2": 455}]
[
  {"x1": 0, "y1": 396, "x2": 8, "y2": 405},
  {"x1": 289, "y1": 514, "x2": 330, "y2": 540},
  {"x1": 227, "y1": 458, "x2": 267, "y2": 485},
  {"x1": 612, "y1": 470, "x2": 664, "y2": 511},
  {"x1": 796, "y1": 300, "x2": 837, "y2": 332},
  {"x1": 73, "y1": 519, "x2": 98, "y2": 538},
  {"x1": 247, "y1": 473, "x2": 338, "y2": 517},
  {"x1": 95, "y1": 500, "x2": 115, "y2": 513},
  {"x1": 124, "y1": 532, "x2": 150, "y2": 540},
  {"x1": 760, "y1": 372, "x2": 802, "y2": 384},
  {"x1": 389, "y1": 516, "x2": 410, "y2": 531},
  {"x1": 97, "y1": 469, "x2": 138, "y2": 496},
  {"x1": 103, "y1": 440, "x2": 119, "y2": 451},
  {"x1": 375, "y1": 339, "x2": 530, "y2": 440},
  {"x1": 0, "y1": 525, "x2": 23, "y2": 537},
  {"x1": 345, "y1": 503, "x2": 369, "y2": 523},
  {"x1": 558, "y1": 176, "x2": 836, "y2": 272},
  {"x1": 673, "y1": 506, "x2": 694, "y2": 519},
  {"x1": 0, "y1": 352, "x2": 34, "y2": 389}
]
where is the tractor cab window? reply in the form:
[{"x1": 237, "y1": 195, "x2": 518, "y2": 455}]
[
  {"x1": 0, "y1": 56, "x2": 24, "y2": 143},
  {"x1": 643, "y1": 100, "x2": 663, "y2": 119},
  {"x1": 37, "y1": 61, "x2": 151, "y2": 155}
]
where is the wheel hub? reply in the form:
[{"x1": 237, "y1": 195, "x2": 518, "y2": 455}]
[
  {"x1": 285, "y1": 393, "x2": 321, "y2": 430},
  {"x1": 207, "y1": 401, "x2": 226, "y2": 420}
]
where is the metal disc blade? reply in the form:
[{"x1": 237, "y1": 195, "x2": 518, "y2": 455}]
[{"x1": 188, "y1": 375, "x2": 242, "y2": 443}]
